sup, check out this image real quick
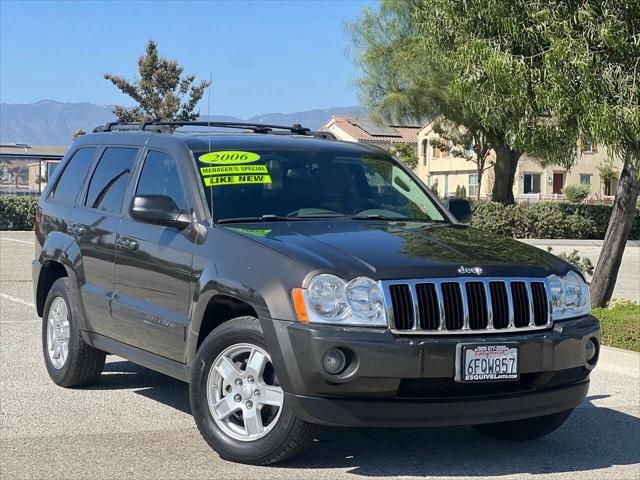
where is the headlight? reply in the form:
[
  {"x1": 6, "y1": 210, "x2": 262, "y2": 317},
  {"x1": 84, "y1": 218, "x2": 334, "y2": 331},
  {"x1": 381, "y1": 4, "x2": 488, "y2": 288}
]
[
  {"x1": 295, "y1": 274, "x2": 387, "y2": 326},
  {"x1": 548, "y1": 271, "x2": 590, "y2": 320}
]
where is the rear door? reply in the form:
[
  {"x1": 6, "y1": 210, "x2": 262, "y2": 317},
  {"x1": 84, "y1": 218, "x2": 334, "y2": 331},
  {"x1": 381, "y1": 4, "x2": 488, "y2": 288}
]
[
  {"x1": 70, "y1": 146, "x2": 139, "y2": 338},
  {"x1": 111, "y1": 149, "x2": 194, "y2": 361}
]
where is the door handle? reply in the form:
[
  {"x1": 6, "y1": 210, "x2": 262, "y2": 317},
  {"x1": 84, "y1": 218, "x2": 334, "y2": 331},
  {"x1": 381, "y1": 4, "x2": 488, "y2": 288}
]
[
  {"x1": 68, "y1": 223, "x2": 85, "y2": 237},
  {"x1": 116, "y1": 236, "x2": 139, "y2": 251}
]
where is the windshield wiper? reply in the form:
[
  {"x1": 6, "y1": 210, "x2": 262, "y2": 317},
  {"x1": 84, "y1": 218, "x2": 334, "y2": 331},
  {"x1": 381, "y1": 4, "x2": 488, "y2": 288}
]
[
  {"x1": 350, "y1": 214, "x2": 446, "y2": 223},
  {"x1": 218, "y1": 214, "x2": 306, "y2": 224},
  {"x1": 350, "y1": 214, "x2": 410, "y2": 221}
]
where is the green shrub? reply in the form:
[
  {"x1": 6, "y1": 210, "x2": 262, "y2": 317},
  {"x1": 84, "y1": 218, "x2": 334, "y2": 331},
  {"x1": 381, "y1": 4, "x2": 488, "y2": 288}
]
[
  {"x1": 471, "y1": 201, "x2": 518, "y2": 237},
  {"x1": 593, "y1": 300, "x2": 640, "y2": 352},
  {"x1": 471, "y1": 201, "x2": 640, "y2": 240},
  {"x1": 455, "y1": 185, "x2": 467, "y2": 198},
  {"x1": 562, "y1": 184, "x2": 591, "y2": 203},
  {"x1": 547, "y1": 247, "x2": 594, "y2": 275},
  {"x1": 0, "y1": 196, "x2": 39, "y2": 230}
]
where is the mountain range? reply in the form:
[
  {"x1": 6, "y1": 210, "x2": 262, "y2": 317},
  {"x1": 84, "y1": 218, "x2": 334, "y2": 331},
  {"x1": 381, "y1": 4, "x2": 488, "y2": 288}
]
[{"x1": 0, "y1": 100, "x2": 366, "y2": 146}]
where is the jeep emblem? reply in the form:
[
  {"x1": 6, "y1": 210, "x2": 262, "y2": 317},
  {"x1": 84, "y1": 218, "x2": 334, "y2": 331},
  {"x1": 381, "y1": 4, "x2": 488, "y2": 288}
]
[{"x1": 458, "y1": 266, "x2": 483, "y2": 275}]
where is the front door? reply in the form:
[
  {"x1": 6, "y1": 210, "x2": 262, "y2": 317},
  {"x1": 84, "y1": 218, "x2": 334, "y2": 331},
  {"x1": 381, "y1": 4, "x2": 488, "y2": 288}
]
[
  {"x1": 112, "y1": 150, "x2": 194, "y2": 361},
  {"x1": 552, "y1": 173, "x2": 564, "y2": 194}
]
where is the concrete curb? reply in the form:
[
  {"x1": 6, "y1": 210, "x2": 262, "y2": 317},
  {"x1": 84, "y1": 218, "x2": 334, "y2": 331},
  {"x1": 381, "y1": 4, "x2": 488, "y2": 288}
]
[
  {"x1": 598, "y1": 345, "x2": 640, "y2": 377},
  {"x1": 518, "y1": 239, "x2": 640, "y2": 247}
]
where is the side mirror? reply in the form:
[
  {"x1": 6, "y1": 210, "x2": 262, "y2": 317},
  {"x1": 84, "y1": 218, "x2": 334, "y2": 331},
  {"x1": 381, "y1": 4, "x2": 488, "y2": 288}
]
[
  {"x1": 444, "y1": 198, "x2": 473, "y2": 224},
  {"x1": 130, "y1": 195, "x2": 191, "y2": 229}
]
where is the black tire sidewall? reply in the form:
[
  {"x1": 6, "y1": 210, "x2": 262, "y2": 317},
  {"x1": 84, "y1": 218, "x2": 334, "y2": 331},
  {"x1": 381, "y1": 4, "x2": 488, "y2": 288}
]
[
  {"x1": 41, "y1": 278, "x2": 80, "y2": 384},
  {"x1": 189, "y1": 317, "x2": 298, "y2": 463}
]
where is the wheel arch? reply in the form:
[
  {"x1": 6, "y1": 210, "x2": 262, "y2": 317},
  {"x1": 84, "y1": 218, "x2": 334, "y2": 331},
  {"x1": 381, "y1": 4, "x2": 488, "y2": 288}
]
[
  {"x1": 36, "y1": 232, "x2": 84, "y2": 321},
  {"x1": 186, "y1": 275, "x2": 271, "y2": 366}
]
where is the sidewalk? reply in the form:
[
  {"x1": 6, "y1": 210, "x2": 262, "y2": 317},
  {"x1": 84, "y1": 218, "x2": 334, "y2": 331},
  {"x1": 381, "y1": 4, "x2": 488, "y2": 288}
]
[{"x1": 520, "y1": 239, "x2": 640, "y2": 303}]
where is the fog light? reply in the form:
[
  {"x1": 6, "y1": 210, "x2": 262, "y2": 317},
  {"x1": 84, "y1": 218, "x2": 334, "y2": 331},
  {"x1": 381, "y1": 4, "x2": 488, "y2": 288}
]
[
  {"x1": 585, "y1": 338, "x2": 598, "y2": 364},
  {"x1": 322, "y1": 348, "x2": 347, "y2": 375}
]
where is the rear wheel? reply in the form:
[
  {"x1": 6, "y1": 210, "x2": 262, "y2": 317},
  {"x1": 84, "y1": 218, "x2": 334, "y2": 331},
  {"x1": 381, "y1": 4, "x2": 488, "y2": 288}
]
[
  {"x1": 472, "y1": 409, "x2": 573, "y2": 441},
  {"x1": 190, "y1": 316, "x2": 317, "y2": 465},
  {"x1": 42, "y1": 278, "x2": 105, "y2": 387}
]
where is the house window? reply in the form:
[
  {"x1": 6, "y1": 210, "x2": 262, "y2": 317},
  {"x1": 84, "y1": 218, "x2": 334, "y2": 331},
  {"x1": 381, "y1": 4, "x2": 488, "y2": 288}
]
[
  {"x1": 523, "y1": 173, "x2": 541, "y2": 194},
  {"x1": 422, "y1": 140, "x2": 428, "y2": 166},
  {"x1": 431, "y1": 144, "x2": 437, "y2": 159},
  {"x1": 582, "y1": 135, "x2": 597, "y2": 153},
  {"x1": 580, "y1": 174, "x2": 592, "y2": 185},
  {"x1": 468, "y1": 174, "x2": 478, "y2": 197}
]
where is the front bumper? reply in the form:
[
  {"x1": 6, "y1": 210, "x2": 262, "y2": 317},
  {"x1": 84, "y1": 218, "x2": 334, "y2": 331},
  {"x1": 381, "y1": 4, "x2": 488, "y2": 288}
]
[{"x1": 261, "y1": 315, "x2": 599, "y2": 427}]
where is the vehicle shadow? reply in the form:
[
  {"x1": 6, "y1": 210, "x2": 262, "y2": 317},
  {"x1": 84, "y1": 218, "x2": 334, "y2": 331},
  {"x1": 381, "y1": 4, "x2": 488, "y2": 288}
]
[
  {"x1": 96, "y1": 360, "x2": 191, "y2": 414},
  {"x1": 280, "y1": 396, "x2": 640, "y2": 477},
  {"x1": 92, "y1": 362, "x2": 639, "y2": 477}
]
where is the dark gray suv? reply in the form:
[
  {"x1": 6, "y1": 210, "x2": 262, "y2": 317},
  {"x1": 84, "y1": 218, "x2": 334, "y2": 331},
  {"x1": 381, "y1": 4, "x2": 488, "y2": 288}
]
[{"x1": 33, "y1": 121, "x2": 600, "y2": 464}]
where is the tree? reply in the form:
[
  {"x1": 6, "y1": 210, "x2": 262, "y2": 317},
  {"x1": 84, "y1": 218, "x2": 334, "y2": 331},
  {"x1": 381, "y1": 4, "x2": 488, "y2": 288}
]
[
  {"x1": 598, "y1": 161, "x2": 619, "y2": 196},
  {"x1": 387, "y1": 143, "x2": 418, "y2": 170},
  {"x1": 431, "y1": 118, "x2": 493, "y2": 200},
  {"x1": 104, "y1": 40, "x2": 210, "y2": 122},
  {"x1": 528, "y1": 0, "x2": 639, "y2": 307},
  {"x1": 72, "y1": 128, "x2": 85, "y2": 140},
  {"x1": 347, "y1": 0, "x2": 577, "y2": 205}
]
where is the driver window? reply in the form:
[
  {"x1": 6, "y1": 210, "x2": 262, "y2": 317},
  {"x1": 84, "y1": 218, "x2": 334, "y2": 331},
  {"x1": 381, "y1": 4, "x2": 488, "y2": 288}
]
[{"x1": 136, "y1": 151, "x2": 188, "y2": 211}]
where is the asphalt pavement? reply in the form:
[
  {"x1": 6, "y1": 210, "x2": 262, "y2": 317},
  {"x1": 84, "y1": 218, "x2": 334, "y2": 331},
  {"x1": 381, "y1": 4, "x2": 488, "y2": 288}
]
[{"x1": 1, "y1": 231, "x2": 639, "y2": 480}]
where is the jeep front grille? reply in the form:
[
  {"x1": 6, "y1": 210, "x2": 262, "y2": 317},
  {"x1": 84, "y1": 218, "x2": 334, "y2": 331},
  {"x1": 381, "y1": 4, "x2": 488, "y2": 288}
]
[{"x1": 382, "y1": 277, "x2": 552, "y2": 335}]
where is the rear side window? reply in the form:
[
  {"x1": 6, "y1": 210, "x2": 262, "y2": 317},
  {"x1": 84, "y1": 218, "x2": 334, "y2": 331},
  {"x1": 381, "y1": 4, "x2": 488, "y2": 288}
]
[
  {"x1": 136, "y1": 151, "x2": 188, "y2": 210},
  {"x1": 85, "y1": 147, "x2": 138, "y2": 213},
  {"x1": 49, "y1": 147, "x2": 97, "y2": 204}
]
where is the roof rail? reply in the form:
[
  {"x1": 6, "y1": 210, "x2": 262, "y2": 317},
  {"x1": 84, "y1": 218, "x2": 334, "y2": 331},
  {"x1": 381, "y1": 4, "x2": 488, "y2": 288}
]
[{"x1": 92, "y1": 120, "x2": 335, "y2": 139}]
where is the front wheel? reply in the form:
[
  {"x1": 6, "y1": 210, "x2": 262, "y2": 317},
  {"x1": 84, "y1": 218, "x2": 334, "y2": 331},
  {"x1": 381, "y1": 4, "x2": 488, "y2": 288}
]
[
  {"x1": 472, "y1": 409, "x2": 573, "y2": 441},
  {"x1": 190, "y1": 316, "x2": 317, "y2": 465}
]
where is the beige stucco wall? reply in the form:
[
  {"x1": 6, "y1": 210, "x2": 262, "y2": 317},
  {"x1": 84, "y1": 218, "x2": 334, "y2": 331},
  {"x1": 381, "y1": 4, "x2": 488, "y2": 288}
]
[
  {"x1": 416, "y1": 122, "x2": 622, "y2": 199},
  {"x1": 416, "y1": 124, "x2": 494, "y2": 197}
]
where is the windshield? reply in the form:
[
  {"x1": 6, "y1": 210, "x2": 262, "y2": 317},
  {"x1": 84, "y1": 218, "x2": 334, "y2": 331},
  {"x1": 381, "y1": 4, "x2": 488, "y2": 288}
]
[{"x1": 192, "y1": 148, "x2": 447, "y2": 223}]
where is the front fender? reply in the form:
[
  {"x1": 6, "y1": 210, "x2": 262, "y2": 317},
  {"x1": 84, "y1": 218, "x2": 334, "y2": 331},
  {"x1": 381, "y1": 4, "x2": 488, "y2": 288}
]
[{"x1": 185, "y1": 265, "x2": 272, "y2": 366}]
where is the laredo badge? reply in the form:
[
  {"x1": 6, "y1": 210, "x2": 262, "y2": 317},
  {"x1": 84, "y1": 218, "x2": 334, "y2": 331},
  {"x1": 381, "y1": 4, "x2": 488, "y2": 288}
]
[{"x1": 199, "y1": 151, "x2": 260, "y2": 164}]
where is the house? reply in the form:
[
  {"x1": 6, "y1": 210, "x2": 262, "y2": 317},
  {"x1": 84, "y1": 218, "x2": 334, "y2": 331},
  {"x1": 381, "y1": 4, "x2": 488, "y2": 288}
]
[
  {"x1": 416, "y1": 120, "x2": 622, "y2": 199},
  {"x1": 320, "y1": 115, "x2": 421, "y2": 150},
  {"x1": 0, "y1": 144, "x2": 66, "y2": 195}
]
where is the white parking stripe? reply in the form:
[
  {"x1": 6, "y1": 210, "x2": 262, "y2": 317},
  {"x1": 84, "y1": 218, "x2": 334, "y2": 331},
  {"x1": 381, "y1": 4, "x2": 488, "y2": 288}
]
[
  {"x1": 0, "y1": 237, "x2": 34, "y2": 245},
  {"x1": 0, "y1": 293, "x2": 35, "y2": 308}
]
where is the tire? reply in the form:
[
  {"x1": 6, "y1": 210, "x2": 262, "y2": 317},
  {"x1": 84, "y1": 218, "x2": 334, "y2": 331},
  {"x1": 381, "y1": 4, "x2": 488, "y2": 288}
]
[
  {"x1": 42, "y1": 277, "x2": 105, "y2": 387},
  {"x1": 190, "y1": 316, "x2": 318, "y2": 465},
  {"x1": 472, "y1": 409, "x2": 573, "y2": 441}
]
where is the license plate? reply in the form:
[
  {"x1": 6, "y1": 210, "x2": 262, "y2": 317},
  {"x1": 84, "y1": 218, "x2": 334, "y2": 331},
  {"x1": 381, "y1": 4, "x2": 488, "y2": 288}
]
[{"x1": 455, "y1": 344, "x2": 518, "y2": 382}]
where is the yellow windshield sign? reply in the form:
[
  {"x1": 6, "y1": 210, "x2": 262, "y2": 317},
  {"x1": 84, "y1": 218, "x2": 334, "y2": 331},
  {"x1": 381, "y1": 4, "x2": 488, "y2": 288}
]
[
  {"x1": 200, "y1": 165, "x2": 268, "y2": 176},
  {"x1": 227, "y1": 227, "x2": 272, "y2": 237},
  {"x1": 204, "y1": 174, "x2": 272, "y2": 186},
  {"x1": 199, "y1": 151, "x2": 260, "y2": 164}
]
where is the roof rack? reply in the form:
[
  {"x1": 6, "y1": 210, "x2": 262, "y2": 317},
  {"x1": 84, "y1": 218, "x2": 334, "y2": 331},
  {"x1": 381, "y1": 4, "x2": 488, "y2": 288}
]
[{"x1": 92, "y1": 120, "x2": 335, "y2": 139}]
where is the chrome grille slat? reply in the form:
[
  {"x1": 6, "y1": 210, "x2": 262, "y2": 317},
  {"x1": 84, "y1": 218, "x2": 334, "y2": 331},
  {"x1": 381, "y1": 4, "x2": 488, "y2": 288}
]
[
  {"x1": 526, "y1": 282, "x2": 536, "y2": 327},
  {"x1": 483, "y1": 281, "x2": 494, "y2": 329},
  {"x1": 435, "y1": 282, "x2": 447, "y2": 331},
  {"x1": 382, "y1": 277, "x2": 553, "y2": 335}
]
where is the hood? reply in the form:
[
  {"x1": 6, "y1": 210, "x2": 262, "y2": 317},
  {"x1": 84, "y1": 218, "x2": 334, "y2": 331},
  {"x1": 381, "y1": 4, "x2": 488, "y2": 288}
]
[{"x1": 224, "y1": 221, "x2": 571, "y2": 280}]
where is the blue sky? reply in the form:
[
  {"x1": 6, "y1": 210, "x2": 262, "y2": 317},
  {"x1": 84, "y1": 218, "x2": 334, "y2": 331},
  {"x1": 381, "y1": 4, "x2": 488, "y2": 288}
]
[{"x1": 0, "y1": 0, "x2": 377, "y2": 118}]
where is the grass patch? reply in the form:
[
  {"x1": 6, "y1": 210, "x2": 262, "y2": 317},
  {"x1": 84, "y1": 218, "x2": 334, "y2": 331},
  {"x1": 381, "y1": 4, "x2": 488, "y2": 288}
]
[{"x1": 592, "y1": 301, "x2": 640, "y2": 352}]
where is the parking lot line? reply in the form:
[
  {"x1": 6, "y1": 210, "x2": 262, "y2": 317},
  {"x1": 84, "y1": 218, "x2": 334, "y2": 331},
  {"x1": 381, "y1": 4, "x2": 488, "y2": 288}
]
[
  {"x1": 0, "y1": 237, "x2": 34, "y2": 245},
  {"x1": 0, "y1": 292, "x2": 35, "y2": 308}
]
